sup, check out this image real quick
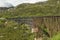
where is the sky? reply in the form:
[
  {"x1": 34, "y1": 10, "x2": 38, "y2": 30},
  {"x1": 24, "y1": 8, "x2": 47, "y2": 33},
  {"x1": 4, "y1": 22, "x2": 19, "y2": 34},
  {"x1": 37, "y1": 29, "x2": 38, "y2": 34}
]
[{"x1": 0, "y1": 0, "x2": 48, "y2": 7}]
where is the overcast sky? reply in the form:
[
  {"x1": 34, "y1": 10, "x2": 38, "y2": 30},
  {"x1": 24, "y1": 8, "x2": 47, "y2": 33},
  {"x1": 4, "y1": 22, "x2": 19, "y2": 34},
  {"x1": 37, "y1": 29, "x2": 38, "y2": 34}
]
[{"x1": 0, "y1": 0, "x2": 48, "y2": 7}]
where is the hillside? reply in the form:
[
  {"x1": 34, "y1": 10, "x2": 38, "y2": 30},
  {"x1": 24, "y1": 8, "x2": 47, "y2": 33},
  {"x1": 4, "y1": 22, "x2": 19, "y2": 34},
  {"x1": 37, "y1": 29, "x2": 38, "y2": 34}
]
[
  {"x1": 0, "y1": 0, "x2": 60, "y2": 40},
  {"x1": 0, "y1": 0, "x2": 60, "y2": 18}
]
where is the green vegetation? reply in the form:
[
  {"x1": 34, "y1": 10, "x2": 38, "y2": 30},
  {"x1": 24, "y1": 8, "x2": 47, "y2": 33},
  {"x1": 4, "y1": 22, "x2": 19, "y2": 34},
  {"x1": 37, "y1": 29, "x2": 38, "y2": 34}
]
[
  {"x1": 0, "y1": 0, "x2": 60, "y2": 18},
  {"x1": 0, "y1": 20, "x2": 34, "y2": 40},
  {"x1": 50, "y1": 33, "x2": 60, "y2": 40},
  {"x1": 0, "y1": 0, "x2": 60, "y2": 40}
]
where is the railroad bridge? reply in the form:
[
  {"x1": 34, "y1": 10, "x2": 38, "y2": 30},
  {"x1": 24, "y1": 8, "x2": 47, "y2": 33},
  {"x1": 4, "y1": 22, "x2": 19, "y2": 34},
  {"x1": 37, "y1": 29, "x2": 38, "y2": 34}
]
[{"x1": 5, "y1": 16, "x2": 60, "y2": 40}]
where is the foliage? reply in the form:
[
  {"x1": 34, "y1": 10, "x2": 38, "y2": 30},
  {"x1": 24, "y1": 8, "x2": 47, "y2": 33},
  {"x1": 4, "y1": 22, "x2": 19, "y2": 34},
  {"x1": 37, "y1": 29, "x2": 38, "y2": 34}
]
[
  {"x1": 0, "y1": 0, "x2": 60, "y2": 40},
  {"x1": 50, "y1": 33, "x2": 60, "y2": 40},
  {"x1": 0, "y1": 20, "x2": 34, "y2": 40},
  {"x1": 0, "y1": 0, "x2": 60, "y2": 18}
]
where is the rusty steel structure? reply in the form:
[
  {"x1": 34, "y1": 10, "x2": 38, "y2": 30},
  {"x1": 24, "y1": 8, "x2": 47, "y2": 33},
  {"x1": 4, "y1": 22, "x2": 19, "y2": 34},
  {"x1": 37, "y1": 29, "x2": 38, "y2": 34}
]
[{"x1": 5, "y1": 16, "x2": 60, "y2": 39}]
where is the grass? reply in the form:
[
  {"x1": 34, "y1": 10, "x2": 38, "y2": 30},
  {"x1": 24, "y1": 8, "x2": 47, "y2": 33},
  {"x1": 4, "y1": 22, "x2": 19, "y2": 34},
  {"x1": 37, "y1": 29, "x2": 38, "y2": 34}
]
[{"x1": 50, "y1": 33, "x2": 60, "y2": 40}]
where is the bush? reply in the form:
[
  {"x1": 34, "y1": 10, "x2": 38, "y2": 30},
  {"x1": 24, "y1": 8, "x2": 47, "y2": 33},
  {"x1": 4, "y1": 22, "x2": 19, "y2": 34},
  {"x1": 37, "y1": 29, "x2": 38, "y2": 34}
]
[{"x1": 0, "y1": 21, "x2": 34, "y2": 40}]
